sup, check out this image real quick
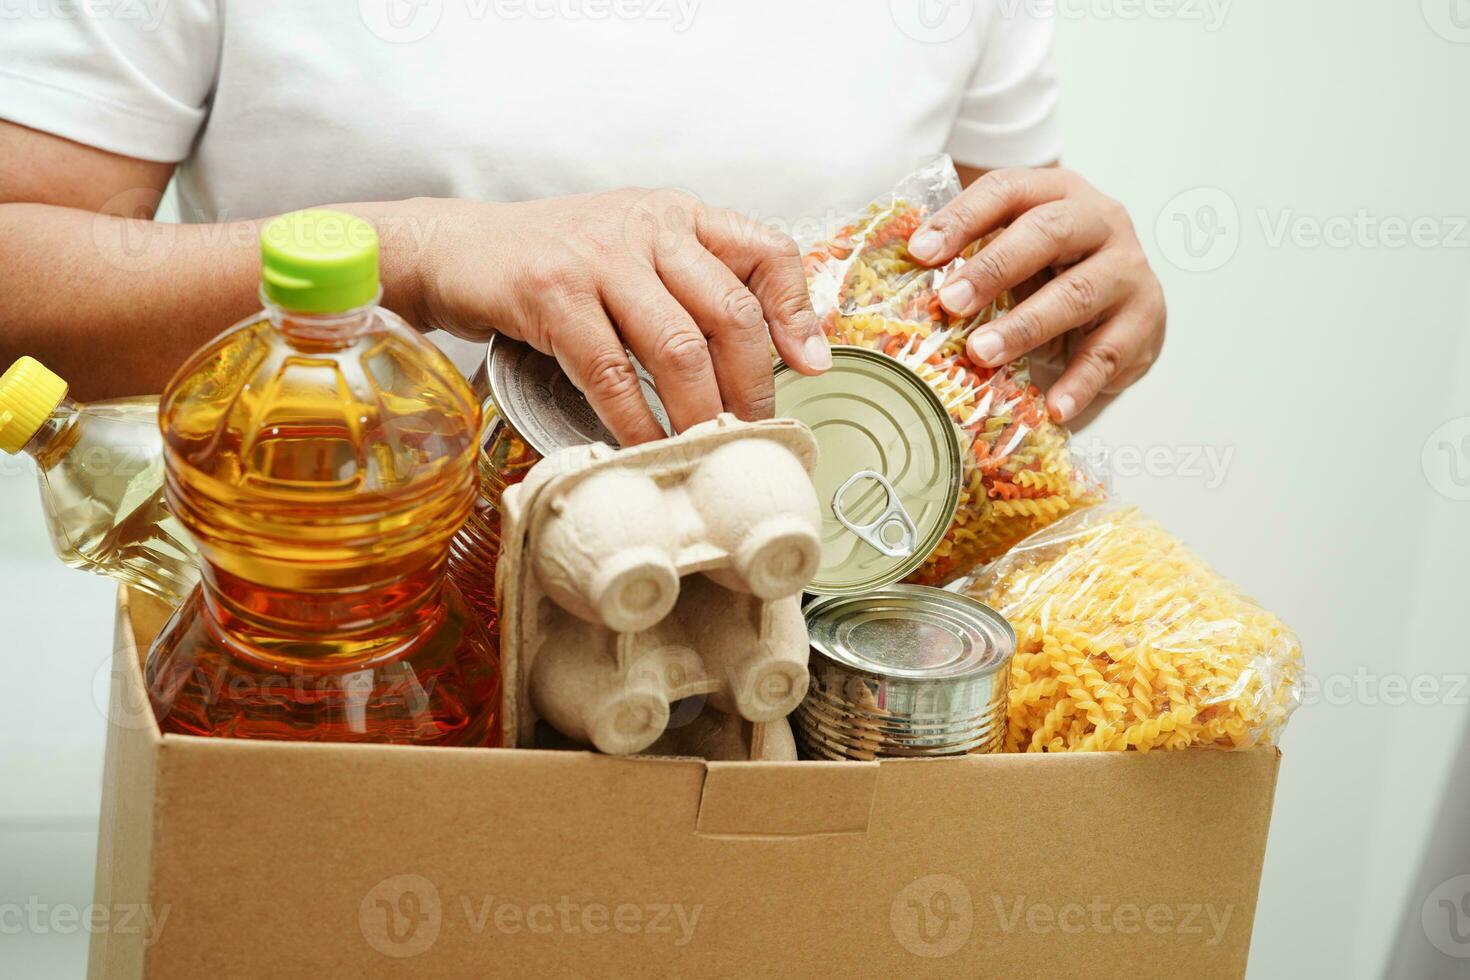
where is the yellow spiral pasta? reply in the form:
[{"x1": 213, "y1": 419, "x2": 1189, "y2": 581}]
[
  {"x1": 801, "y1": 164, "x2": 1104, "y2": 587},
  {"x1": 964, "y1": 505, "x2": 1303, "y2": 752}
]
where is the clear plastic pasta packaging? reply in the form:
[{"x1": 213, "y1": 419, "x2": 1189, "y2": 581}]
[
  {"x1": 962, "y1": 504, "x2": 1304, "y2": 753},
  {"x1": 801, "y1": 157, "x2": 1103, "y2": 587}
]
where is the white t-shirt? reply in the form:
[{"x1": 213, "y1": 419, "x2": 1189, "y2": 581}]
[{"x1": 0, "y1": 0, "x2": 1061, "y2": 368}]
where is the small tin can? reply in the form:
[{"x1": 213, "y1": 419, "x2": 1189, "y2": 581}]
[
  {"x1": 795, "y1": 585, "x2": 1014, "y2": 760},
  {"x1": 773, "y1": 347, "x2": 962, "y2": 596},
  {"x1": 479, "y1": 333, "x2": 669, "y2": 457}
]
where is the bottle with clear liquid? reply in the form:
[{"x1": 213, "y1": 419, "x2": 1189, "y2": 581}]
[
  {"x1": 0, "y1": 357, "x2": 198, "y2": 604},
  {"x1": 144, "y1": 210, "x2": 501, "y2": 746}
]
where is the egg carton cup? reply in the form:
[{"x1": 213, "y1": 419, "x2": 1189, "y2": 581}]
[{"x1": 497, "y1": 414, "x2": 822, "y2": 755}]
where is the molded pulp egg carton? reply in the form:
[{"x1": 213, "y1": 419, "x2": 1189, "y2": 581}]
[{"x1": 497, "y1": 415, "x2": 822, "y2": 758}]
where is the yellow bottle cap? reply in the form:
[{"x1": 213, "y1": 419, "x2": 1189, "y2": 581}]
[{"x1": 0, "y1": 356, "x2": 68, "y2": 454}]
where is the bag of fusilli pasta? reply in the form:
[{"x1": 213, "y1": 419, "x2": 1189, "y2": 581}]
[
  {"x1": 961, "y1": 504, "x2": 1304, "y2": 753},
  {"x1": 800, "y1": 157, "x2": 1103, "y2": 587}
]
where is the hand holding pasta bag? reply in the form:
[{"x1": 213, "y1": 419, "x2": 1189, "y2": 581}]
[
  {"x1": 962, "y1": 504, "x2": 1304, "y2": 752},
  {"x1": 800, "y1": 158, "x2": 1104, "y2": 585}
]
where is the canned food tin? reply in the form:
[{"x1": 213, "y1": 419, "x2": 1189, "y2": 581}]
[
  {"x1": 484, "y1": 333, "x2": 670, "y2": 456},
  {"x1": 795, "y1": 586, "x2": 1014, "y2": 760},
  {"x1": 773, "y1": 348, "x2": 962, "y2": 596}
]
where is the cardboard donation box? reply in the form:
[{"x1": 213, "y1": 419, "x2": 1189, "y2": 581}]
[{"x1": 91, "y1": 589, "x2": 1282, "y2": 980}]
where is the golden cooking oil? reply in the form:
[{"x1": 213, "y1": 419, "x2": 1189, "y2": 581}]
[
  {"x1": 0, "y1": 357, "x2": 197, "y2": 604},
  {"x1": 144, "y1": 211, "x2": 500, "y2": 746}
]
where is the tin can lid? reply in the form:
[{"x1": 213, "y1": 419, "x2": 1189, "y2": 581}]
[
  {"x1": 804, "y1": 586, "x2": 1015, "y2": 681},
  {"x1": 774, "y1": 348, "x2": 961, "y2": 595},
  {"x1": 485, "y1": 334, "x2": 670, "y2": 456}
]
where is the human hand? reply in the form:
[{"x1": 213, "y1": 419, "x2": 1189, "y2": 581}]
[
  {"x1": 905, "y1": 168, "x2": 1166, "y2": 423},
  {"x1": 412, "y1": 190, "x2": 831, "y2": 445}
]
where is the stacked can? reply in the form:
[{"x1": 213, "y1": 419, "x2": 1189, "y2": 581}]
[
  {"x1": 773, "y1": 348, "x2": 1015, "y2": 760},
  {"x1": 451, "y1": 335, "x2": 668, "y2": 632},
  {"x1": 458, "y1": 340, "x2": 1015, "y2": 761},
  {"x1": 798, "y1": 587, "x2": 1013, "y2": 759}
]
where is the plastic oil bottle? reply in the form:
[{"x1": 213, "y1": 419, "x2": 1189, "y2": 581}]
[
  {"x1": 447, "y1": 412, "x2": 538, "y2": 635},
  {"x1": 144, "y1": 210, "x2": 500, "y2": 746},
  {"x1": 0, "y1": 357, "x2": 198, "y2": 604}
]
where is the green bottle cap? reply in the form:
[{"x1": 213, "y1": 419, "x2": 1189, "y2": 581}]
[{"x1": 259, "y1": 210, "x2": 380, "y2": 314}]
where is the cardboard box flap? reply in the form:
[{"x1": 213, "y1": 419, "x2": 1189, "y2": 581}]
[{"x1": 695, "y1": 760, "x2": 878, "y2": 837}]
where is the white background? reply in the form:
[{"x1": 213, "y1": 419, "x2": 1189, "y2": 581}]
[{"x1": 2, "y1": 1, "x2": 1469, "y2": 977}]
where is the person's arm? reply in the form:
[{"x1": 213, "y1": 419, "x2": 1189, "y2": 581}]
[
  {"x1": 932, "y1": 5, "x2": 1164, "y2": 426},
  {"x1": 915, "y1": 164, "x2": 1167, "y2": 426},
  {"x1": 950, "y1": 163, "x2": 1159, "y2": 430},
  {"x1": 0, "y1": 121, "x2": 830, "y2": 440},
  {"x1": 0, "y1": 123, "x2": 431, "y2": 399}
]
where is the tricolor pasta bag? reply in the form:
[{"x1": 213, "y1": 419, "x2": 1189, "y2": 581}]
[
  {"x1": 800, "y1": 157, "x2": 1103, "y2": 586},
  {"x1": 962, "y1": 504, "x2": 1304, "y2": 753}
]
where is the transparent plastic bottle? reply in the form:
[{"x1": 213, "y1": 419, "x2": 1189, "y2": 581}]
[
  {"x1": 144, "y1": 210, "x2": 500, "y2": 746},
  {"x1": 0, "y1": 357, "x2": 197, "y2": 604}
]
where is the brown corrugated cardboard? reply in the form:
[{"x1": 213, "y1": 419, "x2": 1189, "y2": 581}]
[{"x1": 90, "y1": 588, "x2": 1281, "y2": 980}]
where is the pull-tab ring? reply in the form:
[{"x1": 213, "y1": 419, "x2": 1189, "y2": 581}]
[{"x1": 831, "y1": 469, "x2": 918, "y2": 558}]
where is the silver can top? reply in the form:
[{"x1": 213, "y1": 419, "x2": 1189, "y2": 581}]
[
  {"x1": 485, "y1": 334, "x2": 670, "y2": 455},
  {"x1": 804, "y1": 585, "x2": 1014, "y2": 682}
]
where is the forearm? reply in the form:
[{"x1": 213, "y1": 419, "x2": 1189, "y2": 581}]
[{"x1": 0, "y1": 199, "x2": 429, "y2": 399}]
